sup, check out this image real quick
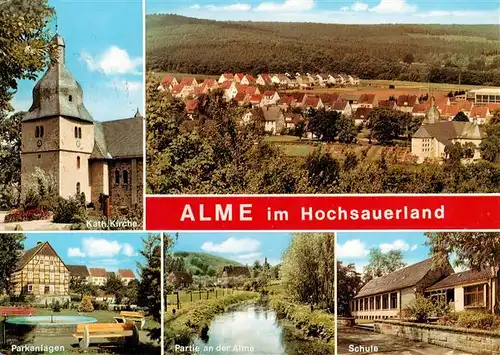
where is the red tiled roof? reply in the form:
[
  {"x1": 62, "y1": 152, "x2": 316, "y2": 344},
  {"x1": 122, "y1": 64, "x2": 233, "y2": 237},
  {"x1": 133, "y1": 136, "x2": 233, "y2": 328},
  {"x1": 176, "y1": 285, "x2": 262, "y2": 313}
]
[
  {"x1": 263, "y1": 90, "x2": 276, "y2": 97},
  {"x1": 332, "y1": 100, "x2": 348, "y2": 110},
  {"x1": 442, "y1": 105, "x2": 461, "y2": 117},
  {"x1": 222, "y1": 73, "x2": 234, "y2": 79},
  {"x1": 235, "y1": 73, "x2": 245, "y2": 81},
  {"x1": 171, "y1": 84, "x2": 185, "y2": 94},
  {"x1": 234, "y1": 92, "x2": 247, "y2": 102},
  {"x1": 89, "y1": 268, "x2": 107, "y2": 278},
  {"x1": 161, "y1": 76, "x2": 176, "y2": 84},
  {"x1": 319, "y1": 93, "x2": 339, "y2": 106},
  {"x1": 249, "y1": 94, "x2": 262, "y2": 103},
  {"x1": 412, "y1": 103, "x2": 430, "y2": 114},
  {"x1": 220, "y1": 81, "x2": 232, "y2": 89},
  {"x1": 280, "y1": 96, "x2": 294, "y2": 105},
  {"x1": 244, "y1": 74, "x2": 255, "y2": 83},
  {"x1": 304, "y1": 96, "x2": 320, "y2": 107},
  {"x1": 378, "y1": 100, "x2": 397, "y2": 110},
  {"x1": 359, "y1": 94, "x2": 376, "y2": 104},
  {"x1": 237, "y1": 85, "x2": 257, "y2": 95},
  {"x1": 118, "y1": 269, "x2": 135, "y2": 279},
  {"x1": 470, "y1": 106, "x2": 489, "y2": 118},
  {"x1": 179, "y1": 77, "x2": 196, "y2": 86},
  {"x1": 397, "y1": 95, "x2": 418, "y2": 107}
]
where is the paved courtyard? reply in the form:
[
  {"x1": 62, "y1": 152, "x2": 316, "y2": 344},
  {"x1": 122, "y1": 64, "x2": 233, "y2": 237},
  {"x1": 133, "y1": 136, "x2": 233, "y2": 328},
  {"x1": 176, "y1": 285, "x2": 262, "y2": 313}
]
[{"x1": 338, "y1": 326, "x2": 473, "y2": 355}]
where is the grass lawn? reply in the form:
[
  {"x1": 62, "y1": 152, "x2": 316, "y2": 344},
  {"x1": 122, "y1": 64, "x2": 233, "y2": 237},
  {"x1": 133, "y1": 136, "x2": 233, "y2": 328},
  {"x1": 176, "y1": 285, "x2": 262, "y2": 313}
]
[{"x1": 267, "y1": 283, "x2": 285, "y2": 294}]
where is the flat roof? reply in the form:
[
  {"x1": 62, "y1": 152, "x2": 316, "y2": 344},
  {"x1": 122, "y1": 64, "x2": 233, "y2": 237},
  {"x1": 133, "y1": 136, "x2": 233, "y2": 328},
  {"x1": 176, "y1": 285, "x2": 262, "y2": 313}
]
[{"x1": 471, "y1": 88, "x2": 500, "y2": 95}]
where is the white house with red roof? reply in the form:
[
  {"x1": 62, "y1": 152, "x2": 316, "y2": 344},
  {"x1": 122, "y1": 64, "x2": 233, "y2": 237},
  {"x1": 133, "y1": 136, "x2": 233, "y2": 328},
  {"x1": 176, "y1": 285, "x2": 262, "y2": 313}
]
[
  {"x1": 118, "y1": 269, "x2": 136, "y2": 285},
  {"x1": 234, "y1": 73, "x2": 245, "y2": 83},
  {"x1": 241, "y1": 74, "x2": 256, "y2": 85},
  {"x1": 158, "y1": 76, "x2": 178, "y2": 91},
  {"x1": 218, "y1": 73, "x2": 234, "y2": 83},
  {"x1": 89, "y1": 268, "x2": 107, "y2": 286},
  {"x1": 261, "y1": 90, "x2": 280, "y2": 106},
  {"x1": 256, "y1": 74, "x2": 273, "y2": 86}
]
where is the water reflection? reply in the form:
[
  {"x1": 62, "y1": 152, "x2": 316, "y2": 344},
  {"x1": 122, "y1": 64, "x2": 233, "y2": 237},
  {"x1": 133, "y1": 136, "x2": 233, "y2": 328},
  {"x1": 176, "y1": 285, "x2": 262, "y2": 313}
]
[{"x1": 192, "y1": 304, "x2": 332, "y2": 355}]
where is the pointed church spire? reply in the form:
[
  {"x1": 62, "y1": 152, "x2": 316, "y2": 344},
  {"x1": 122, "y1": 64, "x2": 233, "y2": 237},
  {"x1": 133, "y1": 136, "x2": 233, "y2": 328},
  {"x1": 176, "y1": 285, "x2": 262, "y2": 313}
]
[{"x1": 134, "y1": 107, "x2": 142, "y2": 118}]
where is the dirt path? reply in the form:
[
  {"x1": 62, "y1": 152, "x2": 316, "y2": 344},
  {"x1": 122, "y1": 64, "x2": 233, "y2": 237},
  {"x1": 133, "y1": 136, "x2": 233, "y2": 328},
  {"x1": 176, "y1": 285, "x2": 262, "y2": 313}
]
[{"x1": 338, "y1": 326, "x2": 473, "y2": 355}]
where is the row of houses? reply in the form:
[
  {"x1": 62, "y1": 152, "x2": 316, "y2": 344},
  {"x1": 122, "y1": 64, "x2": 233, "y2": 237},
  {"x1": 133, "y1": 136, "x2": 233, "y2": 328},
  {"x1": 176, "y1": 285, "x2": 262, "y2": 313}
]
[
  {"x1": 351, "y1": 257, "x2": 499, "y2": 319},
  {"x1": 217, "y1": 72, "x2": 360, "y2": 88},
  {"x1": 10, "y1": 241, "x2": 136, "y2": 304},
  {"x1": 167, "y1": 265, "x2": 252, "y2": 289}
]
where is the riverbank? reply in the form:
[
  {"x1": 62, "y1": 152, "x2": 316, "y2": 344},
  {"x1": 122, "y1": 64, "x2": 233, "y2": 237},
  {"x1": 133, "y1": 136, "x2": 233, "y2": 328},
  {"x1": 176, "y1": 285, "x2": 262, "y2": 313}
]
[
  {"x1": 165, "y1": 291, "x2": 258, "y2": 352},
  {"x1": 269, "y1": 296, "x2": 335, "y2": 350}
]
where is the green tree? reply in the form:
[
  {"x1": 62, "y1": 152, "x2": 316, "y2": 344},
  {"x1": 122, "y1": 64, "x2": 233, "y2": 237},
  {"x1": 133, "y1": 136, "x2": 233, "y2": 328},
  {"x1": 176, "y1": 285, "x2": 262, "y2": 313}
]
[
  {"x1": 337, "y1": 261, "x2": 362, "y2": 317},
  {"x1": 426, "y1": 232, "x2": 500, "y2": 270},
  {"x1": 308, "y1": 109, "x2": 341, "y2": 142},
  {"x1": 281, "y1": 233, "x2": 335, "y2": 313},
  {"x1": 305, "y1": 149, "x2": 340, "y2": 192},
  {"x1": 293, "y1": 120, "x2": 306, "y2": 140},
  {"x1": 125, "y1": 279, "x2": 140, "y2": 305},
  {"x1": 0, "y1": 1, "x2": 55, "y2": 112},
  {"x1": 0, "y1": 233, "x2": 25, "y2": 294},
  {"x1": 103, "y1": 273, "x2": 125, "y2": 304},
  {"x1": 138, "y1": 233, "x2": 161, "y2": 340},
  {"x1": 453, "y1": 111, "x2": 469, "y2": 122},
  {"x1": 336, "y1": 115, "x2": 357, "y2": 143},
  {"x1": 480, "y1": 123, "x2": 500, "y2": 162},
  {"x1": 363, "y1": 248, "x2": 406, "y2": 283},
  {"x1": 342, "y1": 152, "x2": 359, "y2": 172},
  {"x1": 369, "y1": 108, "x2": 409, "y2": 145}
]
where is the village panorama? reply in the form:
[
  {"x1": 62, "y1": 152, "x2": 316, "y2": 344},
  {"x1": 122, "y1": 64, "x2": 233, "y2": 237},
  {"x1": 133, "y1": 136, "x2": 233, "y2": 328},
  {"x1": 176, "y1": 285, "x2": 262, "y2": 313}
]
[{"x1": 147, "y1": 69, "x2": 500, "y2": 195}]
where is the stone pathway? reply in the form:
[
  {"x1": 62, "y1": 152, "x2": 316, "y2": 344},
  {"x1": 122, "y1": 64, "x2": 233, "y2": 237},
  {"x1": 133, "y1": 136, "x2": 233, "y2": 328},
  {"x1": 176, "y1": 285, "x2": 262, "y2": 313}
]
[{"x1": 338, "y1": 326, "x2": 472, "y2": 355}]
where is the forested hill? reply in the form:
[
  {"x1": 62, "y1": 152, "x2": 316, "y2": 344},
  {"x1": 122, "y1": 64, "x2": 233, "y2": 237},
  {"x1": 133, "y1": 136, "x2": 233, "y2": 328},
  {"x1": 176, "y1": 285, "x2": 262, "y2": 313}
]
[
  {"x1": 173, "y1": 251, "x2": 242, "y2": 276},
  {"x1": 146, "y1": 14, "x2": 500, "y2": 85}
]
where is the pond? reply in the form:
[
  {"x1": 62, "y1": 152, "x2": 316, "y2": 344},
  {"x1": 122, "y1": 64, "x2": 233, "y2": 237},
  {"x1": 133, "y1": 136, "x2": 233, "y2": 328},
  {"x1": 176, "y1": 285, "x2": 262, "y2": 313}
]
[{"x1": 191, "y1": 303, "x2": 332, "y2": 355}]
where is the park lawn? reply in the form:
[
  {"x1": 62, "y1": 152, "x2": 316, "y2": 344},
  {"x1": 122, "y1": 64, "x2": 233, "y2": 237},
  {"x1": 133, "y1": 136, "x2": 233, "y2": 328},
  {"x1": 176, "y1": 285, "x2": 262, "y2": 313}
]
[
  {"x1": 264, "y1": 135, "x2": 304, "y2": 143},
  {"x1": 274, "y1": 143, "x2": 316, "y2": 157},
  {"x1": 267, "y1": 283, "x2": 285, "y2": 294}
]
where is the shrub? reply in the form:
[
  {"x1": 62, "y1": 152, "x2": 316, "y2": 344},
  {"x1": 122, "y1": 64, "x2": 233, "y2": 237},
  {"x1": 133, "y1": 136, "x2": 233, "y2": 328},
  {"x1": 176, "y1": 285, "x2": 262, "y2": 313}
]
[
  {"x1": 456, "y1": 310, "x2": 496, "y2": 330},
  {"x1": 78, "y1": 295, "x2": 94, "y2": 312},
  {"x1": 21, "y1": 168, "x2": 58, "y2": 211},
  {"x1": 53, "y1": 195, "x2": 87, "y2": 224},
  {"x1": 4, "y1": 208, "x2": 51, "y2": 223},
  {"x1": 52, "y1": 301, "x2": 61, "y2": 312},
  {"x1": 405, "y1": 295, "x2": 437, "y2": 322}
]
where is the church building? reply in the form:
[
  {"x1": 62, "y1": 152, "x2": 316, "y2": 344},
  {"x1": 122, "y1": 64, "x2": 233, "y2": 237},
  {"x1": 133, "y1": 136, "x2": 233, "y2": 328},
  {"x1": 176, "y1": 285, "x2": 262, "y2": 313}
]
[{"x1": 20, "y1": 34, "x2": 143, "y2": 215}]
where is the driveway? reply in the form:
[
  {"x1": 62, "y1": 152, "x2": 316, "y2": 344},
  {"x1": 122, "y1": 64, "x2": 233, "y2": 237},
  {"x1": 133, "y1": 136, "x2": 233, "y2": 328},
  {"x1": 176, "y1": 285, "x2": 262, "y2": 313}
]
[{"x1": 338, "y1": 326, "x2": 473, "y2": 355}]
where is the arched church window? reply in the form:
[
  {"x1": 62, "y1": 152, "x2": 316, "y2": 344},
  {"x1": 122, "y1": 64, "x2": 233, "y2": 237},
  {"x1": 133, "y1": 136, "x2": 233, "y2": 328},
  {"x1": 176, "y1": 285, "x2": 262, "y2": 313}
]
[
  {"x1": 74, "y1": 127, "x2": 78, "y2": 138},
  {"x1": 115, "y1": 170, "x2": 120, "y2": 184},
  {"x1": 77, "y1": 156, "x2": 80, "y2": 169},
  {"x1": 78, "y1": 127, "x2": 82, "y2": 139},
  {"x1": 123, "y1": 170, "x2": 129, "y2": 185},
  {"x1": 35, "y1": 126, "x2": 40, "y2": 138},
  {"x1": 76, "y1": 182, "x2": 81, "y2": 194}
]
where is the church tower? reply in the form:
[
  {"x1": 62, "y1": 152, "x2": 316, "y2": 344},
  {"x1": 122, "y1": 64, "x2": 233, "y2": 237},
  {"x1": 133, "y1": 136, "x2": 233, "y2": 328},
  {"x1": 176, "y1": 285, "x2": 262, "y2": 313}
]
[
  {"x1": 21, "y1": 34, "x2": 95, "y2": 202},
  {"x1": 423, "y1": 96, "x2": 440, "y2": 125}
]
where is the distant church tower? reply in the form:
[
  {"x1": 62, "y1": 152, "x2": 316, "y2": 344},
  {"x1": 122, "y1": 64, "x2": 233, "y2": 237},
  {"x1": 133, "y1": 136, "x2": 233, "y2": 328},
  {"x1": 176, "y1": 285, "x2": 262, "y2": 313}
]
[
  {"x1": 21, "y1": 34, "x2": 94, "y2": 201},
  {"x1": 423, "y1": 96, "x2": 440, "y2": 125}
]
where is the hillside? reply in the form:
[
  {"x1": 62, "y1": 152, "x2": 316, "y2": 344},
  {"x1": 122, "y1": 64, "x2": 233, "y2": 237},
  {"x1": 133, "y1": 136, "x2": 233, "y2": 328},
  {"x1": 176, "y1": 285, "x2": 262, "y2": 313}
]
[
  {"x1": 173, "y1": 251, "x2": 242, "y2": 276},
  {"x1": 146, "y1": 14, "x2": 500, "y2": 85}
]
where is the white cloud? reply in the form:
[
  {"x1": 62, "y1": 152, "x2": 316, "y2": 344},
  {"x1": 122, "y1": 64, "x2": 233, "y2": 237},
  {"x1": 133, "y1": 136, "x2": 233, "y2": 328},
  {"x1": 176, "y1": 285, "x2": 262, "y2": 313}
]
[
  {"x1": 68, "y1": 248, "x2": 86, "y2": 257},
  {"x1": 201, "y1": 237, "x2": 260, "y2": 254},
  {"x1": 190, "y1": 4, "x2": 201, "y2": 9},
  {"x1": 418, "y1": 10, "x2": 489, "y2": 18},
  {"x1": 410, "y1": 244, "x2": 418, "y2": 251},
  {"x1": 342, "y1": 1, "x2": 369, "y2": 11},
  {"x1": 107, "y1": 78, "x2": 143, "y2": 93},
  {"x1": 371, "y1": 0, "x2": 416, "y2": 13},
  {"x1": 208, "y1": 3, "x2": 251, "y2": 11},
  {"x1": 256, "y1": 0, "x2": 315, "y2": 12},
  {"x1": 80, "y1": 46, "x2": 142, "y2": 75},
  {"x1": 122, "y1": 243, "x2": 138, "y2": 257},
  {"x1": 82, "y1": 237, "x2": 122, "y2": 258},
  {"x1": 337, "y1": 239, "x2": 369, "y2": 258},
  {"x1": 379, "y1": 239, "x2": 411, "y2": 253}
]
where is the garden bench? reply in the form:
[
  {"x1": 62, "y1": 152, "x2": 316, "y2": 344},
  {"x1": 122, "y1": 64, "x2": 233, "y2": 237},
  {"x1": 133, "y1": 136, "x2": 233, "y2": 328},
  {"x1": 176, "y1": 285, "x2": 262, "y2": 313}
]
[
  {"x1": 72, "y1": 322, "x2": 139, "y2": 349},
  {"x1": 114, "y1": 311, "x2": 146, "y2": 329},
  {"x1": 0, "y1": 307, "x2": 35, "y2": 318}
]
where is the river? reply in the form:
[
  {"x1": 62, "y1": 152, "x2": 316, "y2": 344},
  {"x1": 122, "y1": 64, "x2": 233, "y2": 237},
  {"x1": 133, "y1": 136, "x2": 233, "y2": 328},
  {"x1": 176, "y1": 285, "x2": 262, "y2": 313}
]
[{"x1": 191, "y1": 303, "x2": 333, "y2": 355}]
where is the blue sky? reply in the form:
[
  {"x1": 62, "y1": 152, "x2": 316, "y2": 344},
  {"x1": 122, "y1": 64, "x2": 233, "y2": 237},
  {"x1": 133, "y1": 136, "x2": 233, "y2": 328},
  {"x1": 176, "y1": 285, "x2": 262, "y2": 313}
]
[
  {"x1": 337, "y1": 232, "x2": 467, "y2": 274},
  {"x1": 147, "y1": 0, "x2": 500, "y2": 24},
  {"x1": 24, "y1": 232, "x2": 148, "y2": 277},
  {"x1": 13, "y1": 0, "x2": 143, "y2": 122},
  {"x1": 169, "y1": 232, "x2": 294, "y2": 266}
]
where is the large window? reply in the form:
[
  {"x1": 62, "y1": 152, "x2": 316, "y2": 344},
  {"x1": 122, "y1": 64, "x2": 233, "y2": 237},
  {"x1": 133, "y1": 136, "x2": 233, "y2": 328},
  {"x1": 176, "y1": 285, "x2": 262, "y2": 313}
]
[
  {"x1": 370, "y1": 297, "x2": 374, "y2": 311},
  {"x1": 123, "y1": 170, "x2": 129, "y2": 185},
  {"x1": 115, "y1": 170, "x2": 120, "y2": 184},
  {"x1": 390, "y1": 293, "x2": 397, "y2": 309},
  {"x1": 464, "y1": 284, "x2": 486, "y2": 307},
  {"x1": 382, "y1": 294, "x2": 389, "y2": 309},
  {"x1": 360, "y1": 299, "x2": 363, "y2": 311},
  {"x1": 77, "y1": 156, "x2": 80, "y2": 169},
  {"x1": 375, "y1": 295, "x2": 381, "y2": 310}
]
